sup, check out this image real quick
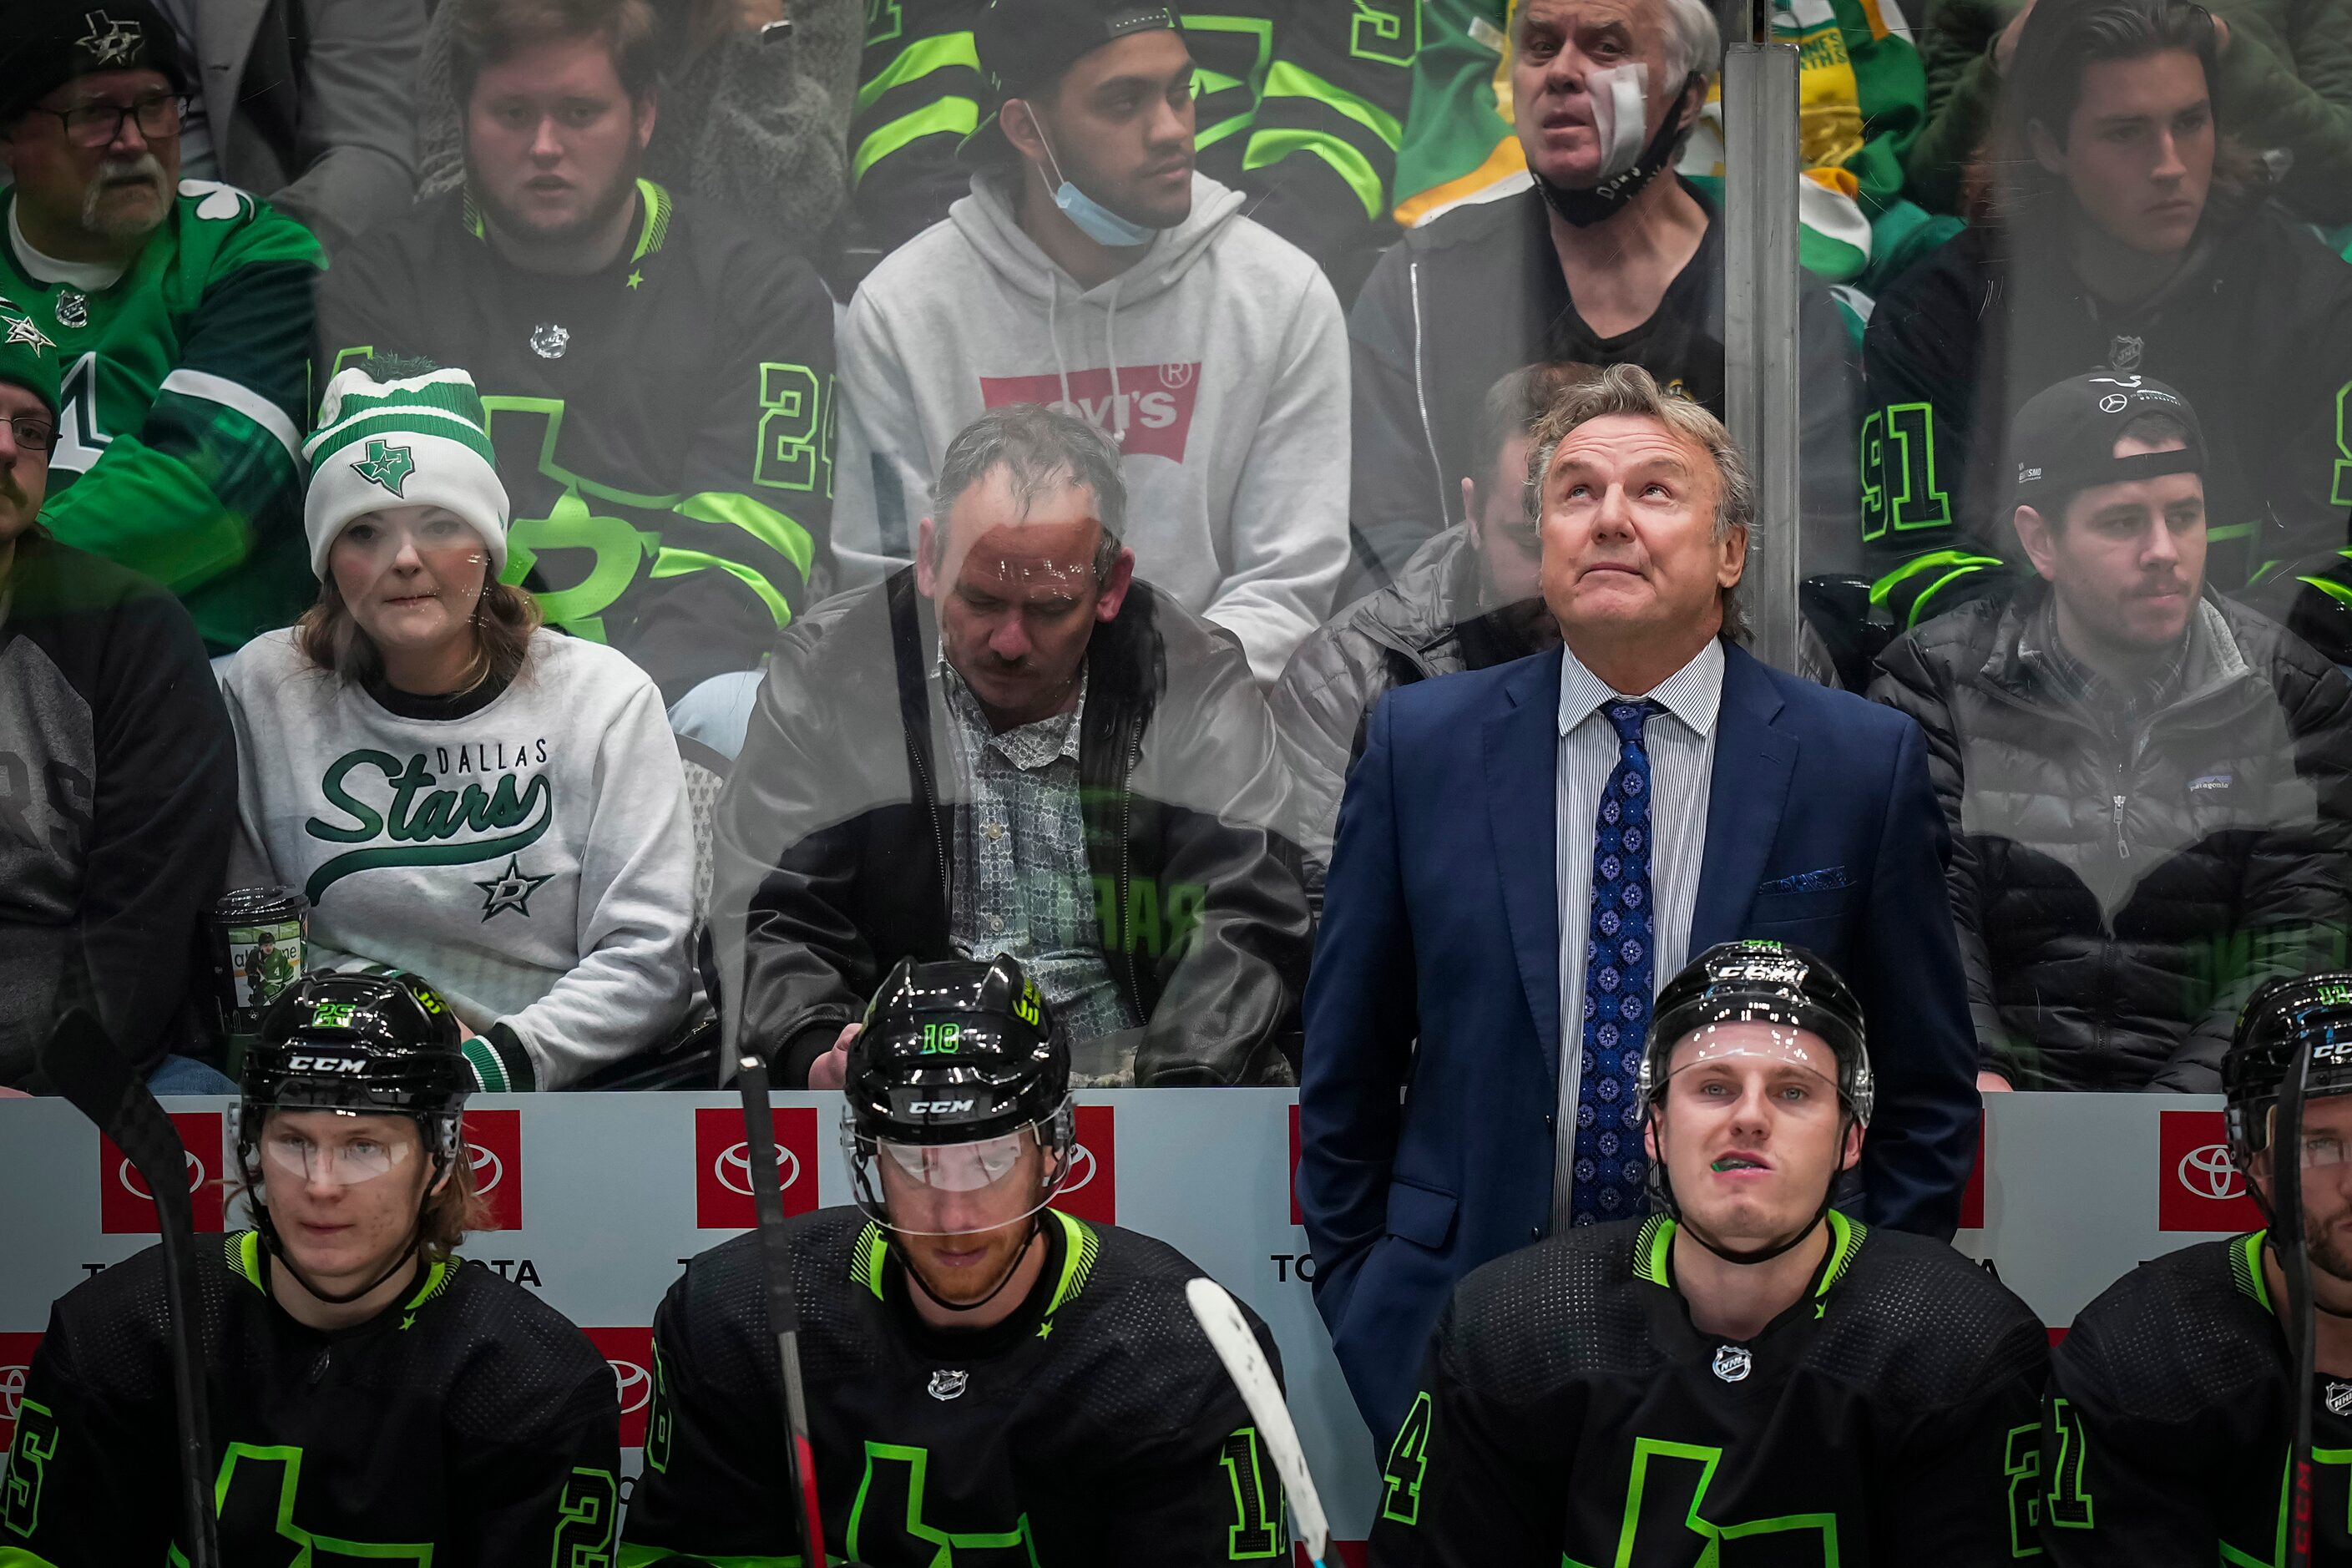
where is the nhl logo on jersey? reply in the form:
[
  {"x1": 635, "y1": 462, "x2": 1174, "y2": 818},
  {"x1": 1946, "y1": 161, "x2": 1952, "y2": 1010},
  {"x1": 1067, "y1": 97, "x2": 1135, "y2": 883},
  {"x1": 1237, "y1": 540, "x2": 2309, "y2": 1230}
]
[
  {"x1": 2108, "y1": 335, "x2": 2145, "y2": 373},
  {"x1": 929, "y1": 1368, "x2": 969, "y2": 1402},
  {"x1": 53, "y1": 291, "x2": 88, "y2": 331},
  {"x1": 2329, "y1": 1383, "x2": 2352, "y2": 1418},
  {"x1": 1712, "y1": 1344, "x2": 1753, "y2": 1383},
  {"x1": 78, "y1": 10, "x2": 145, "y2": 68},
  {"x1": 530, "y1": 322, "x2": 572, "y2": 360}
]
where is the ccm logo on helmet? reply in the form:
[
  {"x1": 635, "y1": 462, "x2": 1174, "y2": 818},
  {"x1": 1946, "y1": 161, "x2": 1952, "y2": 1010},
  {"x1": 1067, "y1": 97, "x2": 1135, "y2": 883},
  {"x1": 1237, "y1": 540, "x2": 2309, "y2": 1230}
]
[
  {"x1": 284, "y1": 1054, "x2": 367, "y2": 1075},
  {"x1": 908, "y1": 1099, "x2": 979, "y2": 1115},
  {"x1": 2314, "y1": 1039, "x2": 2352, "y2": 1067}
]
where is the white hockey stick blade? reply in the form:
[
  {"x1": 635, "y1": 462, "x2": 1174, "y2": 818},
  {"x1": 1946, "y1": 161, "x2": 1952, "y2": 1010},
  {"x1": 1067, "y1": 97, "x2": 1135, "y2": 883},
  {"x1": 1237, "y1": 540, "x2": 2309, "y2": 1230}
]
[{"x1": 1186, "y1": 1277, "x2": 1332, "y2": 1565}]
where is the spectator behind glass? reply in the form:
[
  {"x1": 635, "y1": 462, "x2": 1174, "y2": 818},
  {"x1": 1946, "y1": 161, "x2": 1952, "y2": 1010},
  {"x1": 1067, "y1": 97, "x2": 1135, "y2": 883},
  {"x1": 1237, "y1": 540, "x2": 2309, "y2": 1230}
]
[
  {"x1": 1272, "y1": 362, "x2": 1578, "y2": 880},
  {"x1": 0, "y1": 0, "x2": 324, "y2": 656},
  {"x1": 1861, "y1": 0, "x2": 2352, "y2": 645},
  {"x1": 146, "y1": 0, "x2": 427, "y2": 251},
  {"x1": 1297, "y1": 364, "x2": 1976, "y2": 1444},
  {"x1": 831, "y1": 0, "x2": 1351, "y2": 689},
  {"x1": 220, "y1": 363, "x2": 696, "y2": 1093},
  {"x1": 320, "y1": 0, "x2": 839, "y2": 719},
  {"x1": 707, "y1": 404, "x2": 1313, "y2": 1091},
  {"x1": 1869, "y1": 374, "x2": 2352, "y2": 1093},
  {"x1": 0, "y1": 300, "x2": 238, "y2": 1096},
  {"x1": 845, "y1": 0, "x2": 1412, "y2": 297},
  {"x1": 1909, "y1": 0, "x2": 2352, "y2": 230},
  {"x1": 416, "y1": 0, "x2": 860, "y2": 269},
  {"x1": 1348, "y1": 0, "x2": 1862, "y2": 584}
]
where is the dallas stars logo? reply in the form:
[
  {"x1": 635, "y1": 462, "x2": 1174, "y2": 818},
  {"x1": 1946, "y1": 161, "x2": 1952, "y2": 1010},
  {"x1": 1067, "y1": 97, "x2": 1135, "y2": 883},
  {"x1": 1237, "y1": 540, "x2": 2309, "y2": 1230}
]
[
  {"x1": 474, "y1": 854, "x2": 553, "y2": 921},
  {"x1": 77, "y1": 9, "x2": 144, "y2": 68},
  {"x1": 1, "y1": 303, "x2": 54, "y2": 357},
  {"x1": 351, "y1": 438, "x2": 415, "y2": 497}
]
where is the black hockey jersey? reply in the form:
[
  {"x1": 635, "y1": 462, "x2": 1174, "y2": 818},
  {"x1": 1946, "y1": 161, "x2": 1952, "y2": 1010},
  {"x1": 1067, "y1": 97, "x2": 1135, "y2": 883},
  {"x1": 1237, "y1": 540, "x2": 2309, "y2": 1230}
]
[
  {"x1": 0, "y1": 1231, "x2": 620, "y2": 1565},
  {"x1": 316, "y1": 183, "x2": 838, "y2": 705},
  {"x1": 1369, "y1": 1213, "x2": 2051, "y2": 1567},
  {"x1": 2040, "y1": 1229, "x2": 2352, "y2": 1565},
  {"x1": 621, "y1": 1206, "x2": 1291, "y2": 1565}
]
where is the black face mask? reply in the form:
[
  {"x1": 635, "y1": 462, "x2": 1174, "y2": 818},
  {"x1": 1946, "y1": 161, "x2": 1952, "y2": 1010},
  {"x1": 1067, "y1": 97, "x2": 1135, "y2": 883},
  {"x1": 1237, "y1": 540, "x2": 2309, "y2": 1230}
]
[{"x1": 1535, "y1": 73, "x2": 1700, "y2": 229}]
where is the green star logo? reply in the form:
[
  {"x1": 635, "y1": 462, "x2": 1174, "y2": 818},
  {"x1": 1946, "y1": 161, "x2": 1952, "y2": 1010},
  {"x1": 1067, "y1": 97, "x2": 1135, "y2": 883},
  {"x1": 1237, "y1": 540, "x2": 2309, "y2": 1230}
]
[
  {"x1": 351, "y1": 438, "x2": 416, "y2": 498},
  {"x1": 474, "y1": 854, "x2": 554, "y2": 921},
  {"x1": 625, "y1": 269, "x2": 645, "y2": 291}
]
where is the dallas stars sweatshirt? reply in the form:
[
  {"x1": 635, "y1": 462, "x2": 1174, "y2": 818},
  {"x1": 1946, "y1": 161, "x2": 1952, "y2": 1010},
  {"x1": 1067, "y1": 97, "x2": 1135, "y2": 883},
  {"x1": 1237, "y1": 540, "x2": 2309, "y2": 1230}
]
[{"x1": 220, "y1": 629, "x2": 695, "y2": 1089}]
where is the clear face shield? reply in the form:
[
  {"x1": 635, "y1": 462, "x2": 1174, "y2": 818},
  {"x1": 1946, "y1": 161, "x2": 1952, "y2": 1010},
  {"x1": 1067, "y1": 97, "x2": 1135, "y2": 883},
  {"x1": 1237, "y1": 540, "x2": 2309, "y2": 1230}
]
[
  {"x1": 842, "y1": 1100, "x2": 1075, "y2": 1239},
  {"x1": 233, "y1": 1100, "x2": 454, "y2": 1193},
  {"x1": 1651, "y1": 1024, "x2": 1853, "y2": 1147}
]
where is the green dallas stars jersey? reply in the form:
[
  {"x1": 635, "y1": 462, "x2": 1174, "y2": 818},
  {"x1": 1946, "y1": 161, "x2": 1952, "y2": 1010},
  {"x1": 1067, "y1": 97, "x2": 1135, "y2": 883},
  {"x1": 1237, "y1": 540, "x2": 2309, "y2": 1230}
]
[
  {"x1": 1370, "y1": 1214, "x2": 2050, "y2": 1568},
  {"x1": 0, "y1": 183, "x2": 324, "y2": 654},
  {"x1": 0, "y1": 1232, "x2": 620, "y2": 1567},
  {"x1": 622, "y1": 1206, "x2": 1291, "y2": 1566},
  {"x1": 316, "y1": 182, "x2": 836, "y2": 705},
  {"x1": 2039, "y1": 1230, "x2": 2352, "y2": 1565}
]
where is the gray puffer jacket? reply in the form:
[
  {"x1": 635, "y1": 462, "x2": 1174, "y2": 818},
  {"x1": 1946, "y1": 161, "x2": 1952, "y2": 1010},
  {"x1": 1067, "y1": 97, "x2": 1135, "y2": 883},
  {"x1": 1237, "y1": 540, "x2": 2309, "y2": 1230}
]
[
  {"x1": 1869, "y1": 589, "x2": 2352, "y2": 1091},
  {"x1": 1271, "y1": 529, "x2": 1555, "y2": 876}
]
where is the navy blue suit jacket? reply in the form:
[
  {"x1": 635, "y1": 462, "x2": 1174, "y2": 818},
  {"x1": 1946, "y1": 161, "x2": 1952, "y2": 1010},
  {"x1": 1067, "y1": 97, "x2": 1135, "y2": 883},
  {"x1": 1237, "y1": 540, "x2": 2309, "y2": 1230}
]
[{"x1": 1297, "y1": 641, "x2": 1978, "y2": 1443}]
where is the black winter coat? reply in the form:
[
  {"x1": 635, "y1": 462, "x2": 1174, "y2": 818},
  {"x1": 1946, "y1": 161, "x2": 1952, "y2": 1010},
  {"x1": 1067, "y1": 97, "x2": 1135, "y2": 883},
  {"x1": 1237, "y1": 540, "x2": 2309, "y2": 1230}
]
[
  {"x1": 705, "y1": 570, "x2": 1313, "y2": 1087},
  {"x1": 1869, "y1": 589, "x2": 2352, "y2": 1090}
]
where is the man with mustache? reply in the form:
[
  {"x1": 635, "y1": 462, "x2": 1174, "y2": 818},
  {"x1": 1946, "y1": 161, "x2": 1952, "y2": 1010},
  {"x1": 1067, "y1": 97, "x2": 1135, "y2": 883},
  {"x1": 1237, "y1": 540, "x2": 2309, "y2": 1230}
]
[
  {"x1": 707, "y1": 404, "x2": 1311, "y2": 1091},
  {"x1": 1870, "y1": 374, "x2": 2352, "y2": 1092},
  {"x1": 0, "y1": 0, "x2": 323, "y2": 655}
]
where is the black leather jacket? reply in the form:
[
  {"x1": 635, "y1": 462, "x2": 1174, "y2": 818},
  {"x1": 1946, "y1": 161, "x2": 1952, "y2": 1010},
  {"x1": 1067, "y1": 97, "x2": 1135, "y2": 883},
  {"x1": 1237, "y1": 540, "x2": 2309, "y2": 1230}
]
[{"x1": 705, "y1": 569, "x2": 1313, "y2": 1086}]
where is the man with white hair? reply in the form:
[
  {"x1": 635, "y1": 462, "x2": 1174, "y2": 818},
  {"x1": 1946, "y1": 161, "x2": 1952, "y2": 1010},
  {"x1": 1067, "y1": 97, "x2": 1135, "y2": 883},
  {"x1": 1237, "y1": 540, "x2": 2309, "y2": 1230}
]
[{"x1": 1346, "y1": 0, "x2": 1861, "y2": 582}]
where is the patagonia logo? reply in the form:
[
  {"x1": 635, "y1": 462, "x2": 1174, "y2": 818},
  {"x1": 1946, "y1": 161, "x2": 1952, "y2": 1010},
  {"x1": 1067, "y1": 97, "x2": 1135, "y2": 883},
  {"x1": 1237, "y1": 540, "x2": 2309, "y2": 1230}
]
[
  {"x1": 2188, "y1": 772, "x2": 2234, "y2": 794},
  {"x1": 301, "y1": 747, "x2": 554, "y2": 905}
]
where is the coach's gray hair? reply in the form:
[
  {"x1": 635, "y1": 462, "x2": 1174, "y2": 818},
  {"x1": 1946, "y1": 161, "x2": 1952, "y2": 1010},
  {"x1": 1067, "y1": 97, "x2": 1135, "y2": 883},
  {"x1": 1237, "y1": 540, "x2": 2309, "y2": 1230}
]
[
  {"x1": 1660, "y1": 0, "x2": 1722, "y2": 83},
  {"x1": 1523, "y1": 362, "x2": 1756, "y2": 643},
  {"x1": 930, "y1": 404, "x2": 1127, "y2": 581}
]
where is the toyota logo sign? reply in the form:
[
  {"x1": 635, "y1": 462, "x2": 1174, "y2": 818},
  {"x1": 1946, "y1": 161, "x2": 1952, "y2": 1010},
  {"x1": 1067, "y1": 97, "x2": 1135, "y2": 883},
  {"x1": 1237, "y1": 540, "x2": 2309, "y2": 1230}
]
[
  {"x1": 2177, "y1": 1143, "x2": 2244, "y2": 1201},
  {"x1": 1, "y1": 1363, "x2": 24, "y2": 1423},
  {"x1": 101, "y1": 1114, "x2": 225, "y2": 1234},
  {"x1": 1060, "y1": 1143, "x2": 1096, "y2": 1195},
  {"x1": 716, "y1": 1141, "x2": 802, "y2": 1198},
  {"x1": 118, "y1": 1148, "x2": 205, "y2": 1200},
  {"x1": 468, "y1": 1142, "x2": 504, "y2": 1196},
  {"x1": 1047, "y1": 1105, "x2": 1116, "y2": 1222},
  {"x1": 609, "y1": 1358, "x2": 651, "y2": 1416}
]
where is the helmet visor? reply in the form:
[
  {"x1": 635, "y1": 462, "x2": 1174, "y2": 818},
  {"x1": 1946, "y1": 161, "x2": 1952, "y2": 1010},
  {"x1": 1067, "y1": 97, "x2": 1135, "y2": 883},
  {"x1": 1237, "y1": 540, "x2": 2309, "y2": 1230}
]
[
  {"x1": 1653, "y1": 1024, "x2": 1847, "y2": 1119},
  {"x1": 255, "y1": 1113, "x2": 419, "y2": 1188},
  {"x1": 843, "y1": 1101, "x2": 1073, "y2": 1237}
]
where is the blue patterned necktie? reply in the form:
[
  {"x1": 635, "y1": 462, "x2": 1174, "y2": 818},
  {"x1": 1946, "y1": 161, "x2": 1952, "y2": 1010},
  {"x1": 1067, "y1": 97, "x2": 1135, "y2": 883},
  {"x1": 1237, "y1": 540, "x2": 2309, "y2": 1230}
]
[{"x1": 1571, "y1": 699, "x2": 1664, "y2": 1227}]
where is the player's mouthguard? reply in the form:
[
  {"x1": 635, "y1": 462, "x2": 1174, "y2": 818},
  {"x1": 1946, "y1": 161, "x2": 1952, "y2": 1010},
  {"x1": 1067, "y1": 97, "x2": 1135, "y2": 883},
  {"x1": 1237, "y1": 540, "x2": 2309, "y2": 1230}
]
[{"x1": 1712, "y1": 1155, "x2": 1766, "y2": 1172}]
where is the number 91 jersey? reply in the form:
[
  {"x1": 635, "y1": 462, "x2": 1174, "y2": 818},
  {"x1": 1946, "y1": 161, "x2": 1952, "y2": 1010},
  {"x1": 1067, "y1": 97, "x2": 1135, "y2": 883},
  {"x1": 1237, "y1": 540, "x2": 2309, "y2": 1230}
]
[
  {"x1": 0, "y1": 1232, "x2": 622, "y2": 1565},
  {"x1": 621, "y1": 1206, "x2": 1291, "y2": 1566},
  {"x1": 1370, "y1": 1215, "x2": 2051, "y2": 1568}
]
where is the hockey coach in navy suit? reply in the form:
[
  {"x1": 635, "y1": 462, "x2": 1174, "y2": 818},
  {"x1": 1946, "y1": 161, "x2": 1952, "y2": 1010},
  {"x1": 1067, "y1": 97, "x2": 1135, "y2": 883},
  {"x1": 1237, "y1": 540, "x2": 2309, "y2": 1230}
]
[{"x1": 1297, "y1": 366, "x2": 1977, "y2": 1444}]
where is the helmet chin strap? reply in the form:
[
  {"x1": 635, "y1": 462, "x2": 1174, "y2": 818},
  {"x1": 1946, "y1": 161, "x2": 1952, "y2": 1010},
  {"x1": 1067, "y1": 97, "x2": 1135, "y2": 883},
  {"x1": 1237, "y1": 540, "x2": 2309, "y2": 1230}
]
[{"x1": 889, "y1": 1213, "x2": 1044, "y2": 1317}]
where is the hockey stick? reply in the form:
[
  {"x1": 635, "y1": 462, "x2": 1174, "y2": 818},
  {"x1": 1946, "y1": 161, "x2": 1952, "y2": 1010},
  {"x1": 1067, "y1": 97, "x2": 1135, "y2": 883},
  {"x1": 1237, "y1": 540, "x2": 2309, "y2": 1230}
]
[
  {"x1": 2277, "y1": 1039, "x2": 2317, "y2": 1568},
  {"x1": 1186, "y1": 1277, "x2": 1332, "y2": 1568},
  {"x1": 38, "y1": 1009, "x2": 220, "y2": 1568},
  {"x1": 736, "y1": 1054, "x2": 832, "y2": 1565}
]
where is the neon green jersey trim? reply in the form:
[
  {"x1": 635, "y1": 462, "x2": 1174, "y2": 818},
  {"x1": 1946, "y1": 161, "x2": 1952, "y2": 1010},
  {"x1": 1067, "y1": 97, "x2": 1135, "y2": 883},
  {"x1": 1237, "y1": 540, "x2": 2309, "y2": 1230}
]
[
  {"x1": 649, "y1": 547, "x2": 796, "y2": 630},
  {"x1": 857, "y1": 33, "x2": 980, "y2": 115},
  {"x1": 675, "y1": 491, "x2": 817, "y2": 581},
  {"x1": 1242, "y1": 129, "x2": 1383, "y2": 220},
  {"x1": 852, "y1": 99, "x2": 980, "y2": 185}
]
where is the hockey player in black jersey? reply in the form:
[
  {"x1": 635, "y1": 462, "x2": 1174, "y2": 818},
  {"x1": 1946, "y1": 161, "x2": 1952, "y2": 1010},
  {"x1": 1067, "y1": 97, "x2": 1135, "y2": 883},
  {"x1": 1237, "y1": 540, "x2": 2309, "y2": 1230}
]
[
  {"x1": 621, "y1": 954, "x2": 1291, "y2": 1565},
  {"x1": 0, "y1": 974, "x2": 621, "y2": 1565},
  {"x1": 2041, "y1": 973, "x2": 2352, "y2": 1564},
  {"x1": 1370, "y1": 940, "x2": 2049, "y2": 1567}
]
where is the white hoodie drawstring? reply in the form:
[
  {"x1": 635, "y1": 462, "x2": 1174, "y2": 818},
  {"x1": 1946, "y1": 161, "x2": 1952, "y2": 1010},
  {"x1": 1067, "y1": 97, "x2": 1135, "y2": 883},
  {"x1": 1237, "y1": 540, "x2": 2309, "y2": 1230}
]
[
  {"x1": 1045, "y1": 279, "x2": 1074, "y2": 414},
  {"x1": 1104, "y1": 276, "x2": 1126, "y2": 447}
]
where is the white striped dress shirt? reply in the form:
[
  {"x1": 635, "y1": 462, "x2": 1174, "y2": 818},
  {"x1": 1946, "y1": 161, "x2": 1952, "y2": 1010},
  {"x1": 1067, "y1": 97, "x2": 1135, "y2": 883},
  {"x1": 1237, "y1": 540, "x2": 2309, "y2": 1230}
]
[{"x1": 1550, "y1": 637, "x2": 1724, "y2": 1230}]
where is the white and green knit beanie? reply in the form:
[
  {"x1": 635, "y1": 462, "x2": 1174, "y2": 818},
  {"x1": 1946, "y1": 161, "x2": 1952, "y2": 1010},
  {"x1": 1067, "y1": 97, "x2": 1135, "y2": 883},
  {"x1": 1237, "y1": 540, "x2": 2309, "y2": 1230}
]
[{"x1": 302, "y1": 363, "x2": 511, "y2": 580}]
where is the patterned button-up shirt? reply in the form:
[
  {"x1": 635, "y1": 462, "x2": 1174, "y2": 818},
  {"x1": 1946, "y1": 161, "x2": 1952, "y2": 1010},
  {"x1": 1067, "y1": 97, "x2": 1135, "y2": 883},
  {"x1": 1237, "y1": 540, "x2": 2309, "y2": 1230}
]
[{"x1": 938, "y1": 660, "x2": 1137, "y2": 1058}]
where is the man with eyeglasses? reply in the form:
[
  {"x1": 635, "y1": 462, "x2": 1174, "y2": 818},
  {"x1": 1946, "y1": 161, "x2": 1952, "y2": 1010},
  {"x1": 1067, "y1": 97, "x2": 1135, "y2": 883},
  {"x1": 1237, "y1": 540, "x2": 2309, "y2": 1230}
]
[
  {"x1": 0, "y1": 0, "x2": 324, "y2": 655},
  {"x1": 0, "y1": 291, "x2": 239, "y2": 1096}
]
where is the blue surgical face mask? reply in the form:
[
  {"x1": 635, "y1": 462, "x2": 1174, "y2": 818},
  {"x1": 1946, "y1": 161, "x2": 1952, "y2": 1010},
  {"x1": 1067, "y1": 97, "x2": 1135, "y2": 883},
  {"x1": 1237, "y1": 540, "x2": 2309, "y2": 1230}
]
[{"x1": 1031, "y1": 122, "x2": 1159, "y2": 249}]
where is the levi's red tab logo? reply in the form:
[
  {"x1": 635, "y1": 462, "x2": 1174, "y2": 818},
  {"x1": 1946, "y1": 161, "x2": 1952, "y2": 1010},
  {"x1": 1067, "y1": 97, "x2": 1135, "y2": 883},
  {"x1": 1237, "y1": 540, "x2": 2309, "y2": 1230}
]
[
  {"x1": 695, "y1": 1107, "x2": 820, "y2": 1228},
  {"x1": 0, "y1": 1331, "x2": 42, "y2": 1457},
  {"x1": 583, "y1": 1326, "x2": 655, "y2": 1448},
  {"x1": 978, "y1": 364, "x2": 1201, "y2": 463},
  {"x1": 1050, "y1": 1105, "x2": 1116, "y2": 1223},
  {"x1": 2158, "y1": 1109, "x2": 2263, "y2": 1232},
  {"x1": 463, "y1": 1109, "x2": 524, "y2": 1232},
  {"x1": 99, "y1": 1112, "x2": 225, "y2": 1234}
]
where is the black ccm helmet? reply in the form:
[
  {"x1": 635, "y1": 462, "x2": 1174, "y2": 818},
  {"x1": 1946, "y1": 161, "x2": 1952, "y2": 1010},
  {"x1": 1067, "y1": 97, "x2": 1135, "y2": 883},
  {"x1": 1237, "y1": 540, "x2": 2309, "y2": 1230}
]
[
  {"x1": 1637, "y1": 941, "x2": 1874, "y2": 1262},
  {"x1": 236, "y1": 974, "x2": 472, "y2": 1298},
  {"x1": 2225, "y1": 973, "x2": 2352, "y2": 1211},
  {"x1": 841, "y1": 955, "x2": 1075, "y2": 1236}
]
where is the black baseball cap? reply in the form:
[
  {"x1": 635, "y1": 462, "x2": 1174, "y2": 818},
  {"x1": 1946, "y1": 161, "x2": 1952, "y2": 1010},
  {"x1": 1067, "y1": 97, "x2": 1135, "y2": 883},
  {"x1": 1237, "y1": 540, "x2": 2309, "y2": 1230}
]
[
  {"x1": 2008, "y1": 372, "x2": 2208, "y2": 509},
  {"x1": 0, "y1": 2, "x2": 188, "y2": 129},
  {"x1": 960, "y1": 0, "x2": 1181, "y2": 166}
]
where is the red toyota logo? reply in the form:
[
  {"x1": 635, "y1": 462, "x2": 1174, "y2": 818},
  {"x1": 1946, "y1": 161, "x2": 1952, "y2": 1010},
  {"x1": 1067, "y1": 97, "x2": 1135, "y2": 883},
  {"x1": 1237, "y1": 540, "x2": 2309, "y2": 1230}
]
[
  {"x1": 100, "y1": 1114, "x2": 225, "y2": 1234},
  {"x1": 582, "y1": 1327, "x2": 656, "y2": 1448},
  {"x1": 0, "y1": 1333, "x2": 40, "y2": 1455},
  {"x1": 2158, "y1": 1110, "x2": 2263, "y2": 1232},
  {"x1": 462, "y1": 1110, "x2": 524, "y2": 1231},
  {"x1": 695, "y1": 1108, "x2": 820, "y2": 1228},
  {"x1": 1049, "y1": 1105, "x2": 1116, "y2": 1223}
]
